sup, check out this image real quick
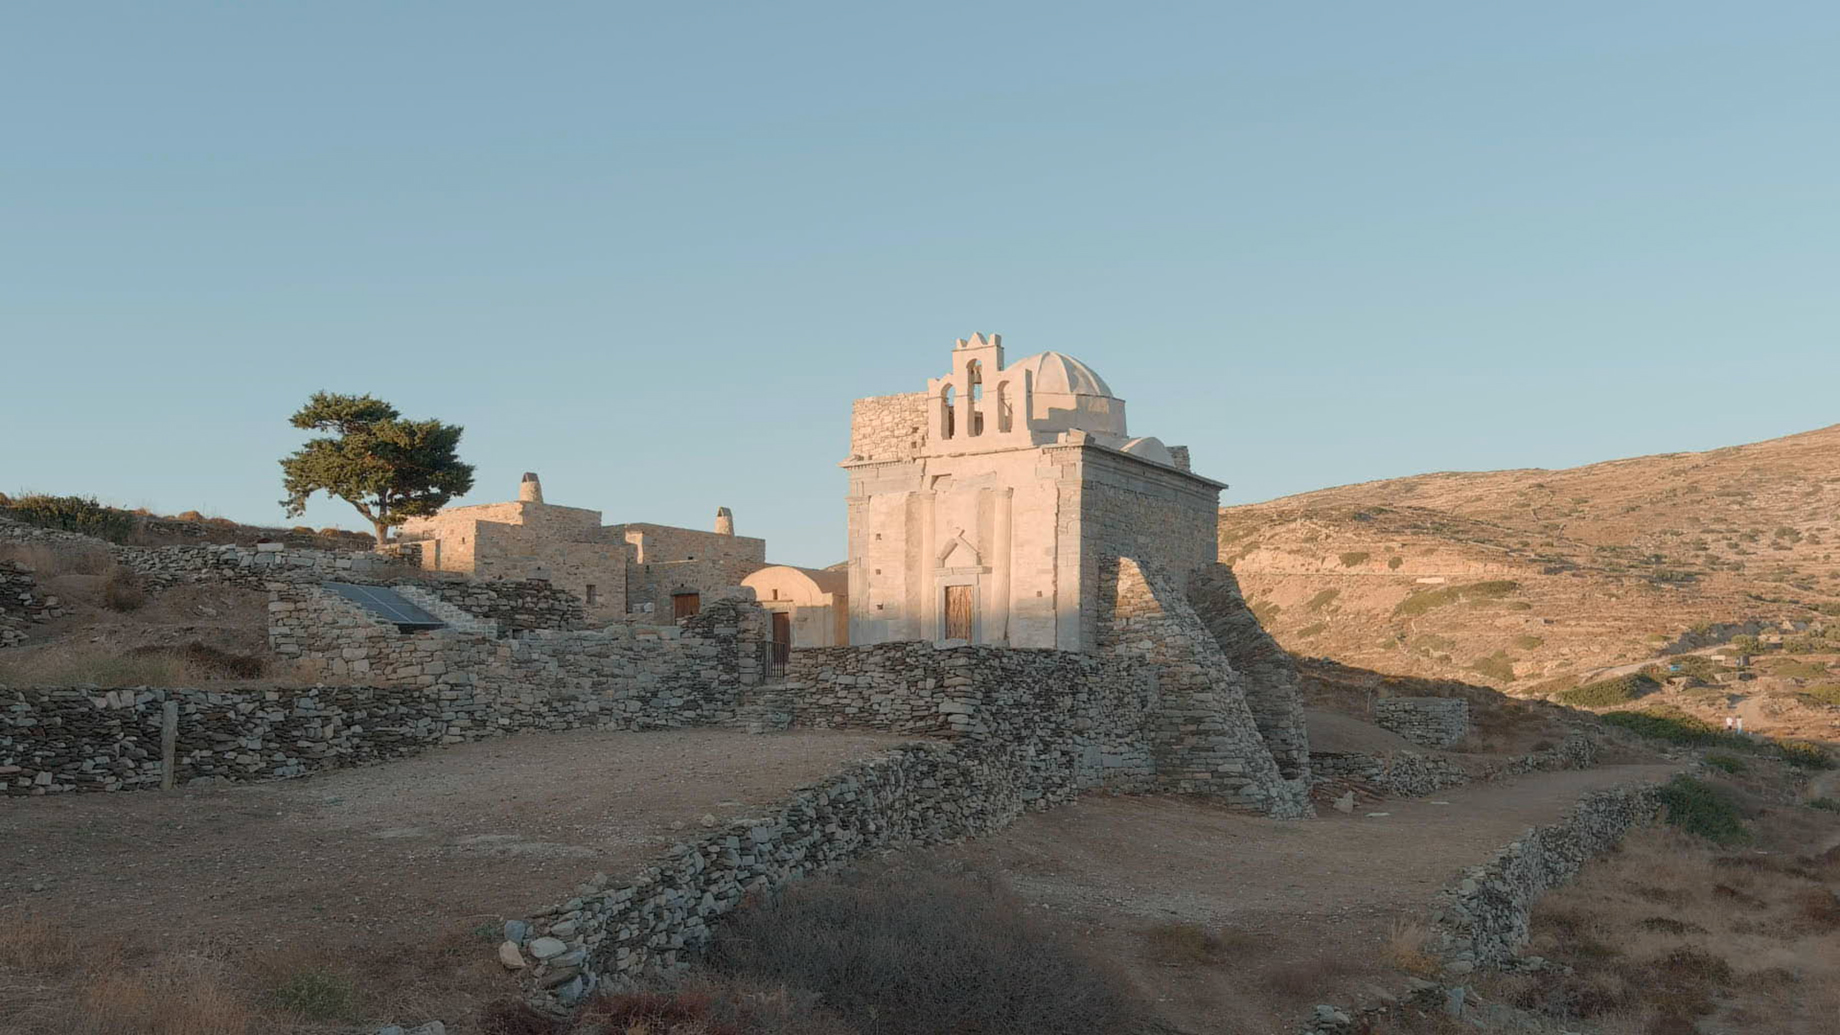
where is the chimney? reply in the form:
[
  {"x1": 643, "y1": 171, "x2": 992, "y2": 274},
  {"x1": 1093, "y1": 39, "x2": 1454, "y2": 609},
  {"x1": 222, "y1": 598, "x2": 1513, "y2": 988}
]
[
  {"x1": 714, "y1": 506, "x2": 734, "y2": 536},
  {"x1": 519, "y1": 472, "x2": 544, "y2": 504}
]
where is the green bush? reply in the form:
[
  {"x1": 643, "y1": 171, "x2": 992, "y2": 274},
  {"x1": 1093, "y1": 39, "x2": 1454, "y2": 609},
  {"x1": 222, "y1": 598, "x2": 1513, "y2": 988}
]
[
  {"x1": 1806, "y1": 797, "x2": 1840, "y2": 813},
  {"x1": 1513, "y1": 634, "x2": 1546, "y2": 650},
  {"x1": 1468, "y1": 651, "x2": 1516, "y2": 682},
  {"x1": 1598, "y1": 706, "x2": 1725, "y2": 745},
  {"x1": 1800, "y1": 683, "x2": 1840, "y2": 707},
  {"x1": 1306, "y1": 589, "x2": 1340, "y2": 612},
  {"x1": 1, "y1": 494, "x2": 137, "y2": 543},
  {"x1": 272, "y1": 970, "x2": 357, "y2": 1021},
  {"x1": 1296, "y1": 622, "x2": 1327, "y2": 638},
  {"x1": 1558, "y1": 674, "x2": 1659, "y2": 708},
  {"x1": 1387, "y1": 555, "x2": 1404, "y2": 570},
  {"x1": 1656, "y1": 776, "x2": 1749, "y2": 845},
  {"x1": 1339, "y1": 551, "x2": 1370, "y2": 568},
  {"x1": 1775, "y1": 740, "x2": 1834, "y2": 770},
  {"x1": 1704, "y1": 753, "x2": 1747, "y2": 774},
  {"x1": 1465, "y1": 580, "x2": 1521, "y2": 599},
  {"x1": 1770, "y1": 659, "x2": 1831, "y2": 681},
  {"x1": 1395, "y1": 587, "x2": 1460, "y2": 617}
]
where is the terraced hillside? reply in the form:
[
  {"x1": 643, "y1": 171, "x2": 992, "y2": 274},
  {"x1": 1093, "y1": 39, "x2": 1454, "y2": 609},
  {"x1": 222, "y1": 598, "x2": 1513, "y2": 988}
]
[{"x1": 1220, "y1": 423, "x2": 1840, "y2": 702}]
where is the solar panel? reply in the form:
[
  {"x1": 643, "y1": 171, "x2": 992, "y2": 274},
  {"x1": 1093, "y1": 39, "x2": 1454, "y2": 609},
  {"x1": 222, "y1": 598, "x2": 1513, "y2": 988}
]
[{"x1": 323, "y1": 582, "x2": 447, "y2": 631}]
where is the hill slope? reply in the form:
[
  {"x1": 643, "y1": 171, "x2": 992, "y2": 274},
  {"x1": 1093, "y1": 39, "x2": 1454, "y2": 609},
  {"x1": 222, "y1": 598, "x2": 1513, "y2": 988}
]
[{"x1": 1220, "y1": 423, "x2": 1840, "y2": 700}]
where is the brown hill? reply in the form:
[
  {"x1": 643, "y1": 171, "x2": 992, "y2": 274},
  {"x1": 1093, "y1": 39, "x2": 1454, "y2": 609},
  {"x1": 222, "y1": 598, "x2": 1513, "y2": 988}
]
[{"x1": 1220, "y1": 423, "x2": 1840, "y2": 706}]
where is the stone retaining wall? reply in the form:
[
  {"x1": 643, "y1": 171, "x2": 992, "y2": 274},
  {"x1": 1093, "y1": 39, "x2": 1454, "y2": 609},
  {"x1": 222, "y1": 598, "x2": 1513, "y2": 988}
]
[
  {"x1": 1, "y1": 562, "x2": 64, "y2": 649},
  {"x1": 1431, "y1": 782, "x2": 1663, "y2": 970},
  {"x1": 1374, "y1": 696, "x2": 1470, "y2": 748},
  {"x1": 1310, "y1": 734, "x2": 1598, "y2": 799},
  {"x1": 3, "y1": 685, "x2": 449, "y2": 794}
]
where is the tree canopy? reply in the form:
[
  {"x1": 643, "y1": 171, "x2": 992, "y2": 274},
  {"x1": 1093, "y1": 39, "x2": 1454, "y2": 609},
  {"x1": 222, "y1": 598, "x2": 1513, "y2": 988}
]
[{"x1": 279, "y1": 392, "x2": 475, "y2": 545}]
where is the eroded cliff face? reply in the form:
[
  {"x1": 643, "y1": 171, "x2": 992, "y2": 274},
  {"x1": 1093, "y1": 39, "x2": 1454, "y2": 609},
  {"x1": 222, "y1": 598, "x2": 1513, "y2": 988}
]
[{"x1": 1184, "y1": 562, "x2": 1311, "y2": 781}]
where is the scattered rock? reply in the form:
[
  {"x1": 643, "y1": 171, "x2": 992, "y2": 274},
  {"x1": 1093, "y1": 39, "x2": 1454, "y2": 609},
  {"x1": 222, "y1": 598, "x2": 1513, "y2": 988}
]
[
  {"x1": 1332, "y1": 791, "x2": 1355, "y2": 813},
  {"x1": 497, "y1": 940, "x2": 525, "y2": 970}
]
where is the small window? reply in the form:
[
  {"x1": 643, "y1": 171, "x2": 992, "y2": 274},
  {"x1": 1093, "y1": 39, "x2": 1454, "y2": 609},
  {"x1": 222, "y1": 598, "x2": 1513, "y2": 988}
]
[{"x1": 585, "y1": 584, "x2": 598, "y2": 605}]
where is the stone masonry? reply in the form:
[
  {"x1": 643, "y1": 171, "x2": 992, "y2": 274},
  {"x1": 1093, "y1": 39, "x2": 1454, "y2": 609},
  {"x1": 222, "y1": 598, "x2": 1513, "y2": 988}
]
[{"x1": 1375, "y1": 697, "x2": 1471, "y2": 749}]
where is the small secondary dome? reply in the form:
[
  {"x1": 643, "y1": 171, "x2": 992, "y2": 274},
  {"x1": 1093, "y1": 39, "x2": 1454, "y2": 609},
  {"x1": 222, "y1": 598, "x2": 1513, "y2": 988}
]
[{"x1": 1009, "y1": 351, "x2": 1114, "y2": 398}]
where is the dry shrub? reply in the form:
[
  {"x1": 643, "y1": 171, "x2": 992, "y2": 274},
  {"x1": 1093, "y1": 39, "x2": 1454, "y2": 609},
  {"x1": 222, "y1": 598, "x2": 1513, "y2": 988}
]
[
  {"x1": 1381, "y1": 921, "x2": 1439, "y2": 977},
  {"x1": 0, "y1": 914, "x2": 93, "y2": 974},
  {"x1": 76, "y1": 954, "x2": 254, "y2": 1035},
  {"x1": 0, "y1": 646, "x2": 197, "y2": 687},
  {"x1": 478, "y1": 998, "x2": 562, "y2": 1035},
  {"x1": 0, "y1": 541, "x2": 114, "y2": 577},
  {"x1": 706, "y1": 860, "x2": 1141, "y2": 1035},
  {"x1": 567, "y1": 977, "x2": 852, "y2": 1035},
  {"x1": 1259, "y1": 956, "x2": 1359, "y2": 998},
  {"x1": 102, "y1": 568, "x2": 146, "y2": 612},
  {"x1": 1141, "y1": 922, "x2": 1235, "y2": 966},
  {"x1": 1510, "y1": 970, "x2": 1636, "y2": 1021},
  {"x1": 126, "y1": 642, "x2": 265, "y2": 679},
  {"x1": 1792, "y1": 887, "x2": 1840, "y2": 929}
]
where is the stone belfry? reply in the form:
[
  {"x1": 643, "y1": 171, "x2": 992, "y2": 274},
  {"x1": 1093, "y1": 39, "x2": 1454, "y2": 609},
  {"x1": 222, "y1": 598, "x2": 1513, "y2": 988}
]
[{"x1": 841, "y1": 332, "x2": 1221, "y2": 652}]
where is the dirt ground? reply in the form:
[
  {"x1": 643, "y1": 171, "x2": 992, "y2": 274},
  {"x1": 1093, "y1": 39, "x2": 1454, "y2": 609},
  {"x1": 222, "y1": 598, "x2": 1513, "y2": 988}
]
[
  {"x1": 948, "y1": 762, "x2": 1679, "y2": 1034},
  {"x1": 0, "y1": 727, "x2": 906, "y2": 954}
]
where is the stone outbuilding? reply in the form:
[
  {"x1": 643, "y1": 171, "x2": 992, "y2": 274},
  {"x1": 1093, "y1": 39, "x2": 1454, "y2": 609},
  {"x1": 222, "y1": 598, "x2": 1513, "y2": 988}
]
[
  {"x1": 397, "y1": 473, "x2": 767, "y2": 620},
  {"x1": 741, "y1": 565, "x2": 849, "y2": 650}
]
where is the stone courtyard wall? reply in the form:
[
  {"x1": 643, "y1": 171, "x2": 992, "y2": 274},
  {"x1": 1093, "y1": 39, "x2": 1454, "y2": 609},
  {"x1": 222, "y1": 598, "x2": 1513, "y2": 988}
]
[
  {"x1": 269, "y1": 584, "x2": 767, "y2": 729},
  {"x1": 779, "y1": 641, "x2": 1157, "y2": 793}
]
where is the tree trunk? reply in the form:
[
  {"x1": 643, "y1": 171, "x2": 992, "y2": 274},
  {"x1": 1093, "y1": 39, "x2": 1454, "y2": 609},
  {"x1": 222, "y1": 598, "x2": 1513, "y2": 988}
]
[{"x1": 372, "y1": 520, "x2": 390, "y2": 547}]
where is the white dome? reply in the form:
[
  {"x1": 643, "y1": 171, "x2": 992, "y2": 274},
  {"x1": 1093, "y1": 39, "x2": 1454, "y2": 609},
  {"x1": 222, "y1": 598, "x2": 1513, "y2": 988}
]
[
  {"x1": 1120, "y1": 436, "x2": 1173, "y2": 465},
  {"x1": 1009, "y1": 351, "x2": 1114, "y2": 398}
]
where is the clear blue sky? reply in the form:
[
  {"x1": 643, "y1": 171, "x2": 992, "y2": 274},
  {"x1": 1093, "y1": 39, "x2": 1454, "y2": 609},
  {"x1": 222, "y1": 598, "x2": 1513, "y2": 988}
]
[{"x1": 4, "y1": 2, "x2": 1837, "y2": 566}]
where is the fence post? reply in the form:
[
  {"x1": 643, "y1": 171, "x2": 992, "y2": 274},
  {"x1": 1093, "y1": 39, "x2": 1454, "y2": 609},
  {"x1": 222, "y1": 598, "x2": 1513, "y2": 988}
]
[{"x1": 160, "y1": 700, "x2": 178, "y2": 790}]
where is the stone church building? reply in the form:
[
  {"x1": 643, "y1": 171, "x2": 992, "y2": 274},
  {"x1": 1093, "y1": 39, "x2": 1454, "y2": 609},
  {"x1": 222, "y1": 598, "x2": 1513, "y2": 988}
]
[{"x1": 844, "y1": 332, "x2": 1223, "y2": 652}]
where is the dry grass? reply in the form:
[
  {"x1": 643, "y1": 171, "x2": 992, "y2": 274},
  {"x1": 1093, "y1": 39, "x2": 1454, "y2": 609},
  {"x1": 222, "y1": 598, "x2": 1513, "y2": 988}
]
[
  {"x1": 1140, "y1": 922, "x2": 1246, "y2": 966},
  {"x1": 0, "y1": 912, "x2": 521, "y2": 1035},
  {"x1": 0, "y1": 541, "x2": 115, "y2": 578},
  {"x1": 1508, "y1": 814, "x2": 1840, "y2": 1032},
  {"x1": 1381, "y1": 920, "x2": 1439, "y2": 977},
  {"x1": 0, "y1": 644, "x2": 205, "y2": 686}
]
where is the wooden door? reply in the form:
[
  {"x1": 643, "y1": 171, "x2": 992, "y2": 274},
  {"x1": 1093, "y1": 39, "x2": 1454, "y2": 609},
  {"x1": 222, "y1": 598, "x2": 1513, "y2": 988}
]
[
  {"x1": 945, "y1": 585, "x2": 974, "y2": 641},
  {"x1": 771, "y1": 611, "x2": 792, "y2": 656},
  {"x1": 672, "y1": 592, "x2": 701, "y2": 620}
]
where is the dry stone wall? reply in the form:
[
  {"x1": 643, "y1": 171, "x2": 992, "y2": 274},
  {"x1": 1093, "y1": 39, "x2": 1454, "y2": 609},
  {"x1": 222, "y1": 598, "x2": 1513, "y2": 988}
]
[
  {"x1": 1, "y1": 562, "x2": 64, "y2": 649},
  {"x1": 269, "y1": 585, "x2": 767, "y2": 731},
  {"x1": 4, "y1": 685, "x2": 448, "y2": 794},
  {"x1": 514, "y1": 734, "x2": 1131, "y2": 1008},
  {"x1": 1375, "y1": 697, "x2": 1470, "y2": 748},
  {"x1": 1432, "y1": 782, "x2": 1662, "y2": 970},
  {"x1": 778, "y1": 641, "x2": 1157, "y2": 793},
  {"x1": 1310, "y1": 734, "x2": 1597, "y2": 800}
]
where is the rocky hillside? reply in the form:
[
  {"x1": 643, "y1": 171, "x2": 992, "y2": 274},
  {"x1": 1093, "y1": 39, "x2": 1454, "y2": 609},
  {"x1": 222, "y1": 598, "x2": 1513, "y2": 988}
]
[{"x1": 1221, "y1": 423, "x2": 1840, "y2": 698}]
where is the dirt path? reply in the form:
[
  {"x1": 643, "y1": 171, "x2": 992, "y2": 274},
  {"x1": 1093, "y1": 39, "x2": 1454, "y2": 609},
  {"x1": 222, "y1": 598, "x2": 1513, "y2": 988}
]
[
  {"x1": 0, "y1": 727, "x2": 907, "y2": 955},
  {"x1": 950, "y1": 763, "x2": 1678, "y2": 1034}
]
